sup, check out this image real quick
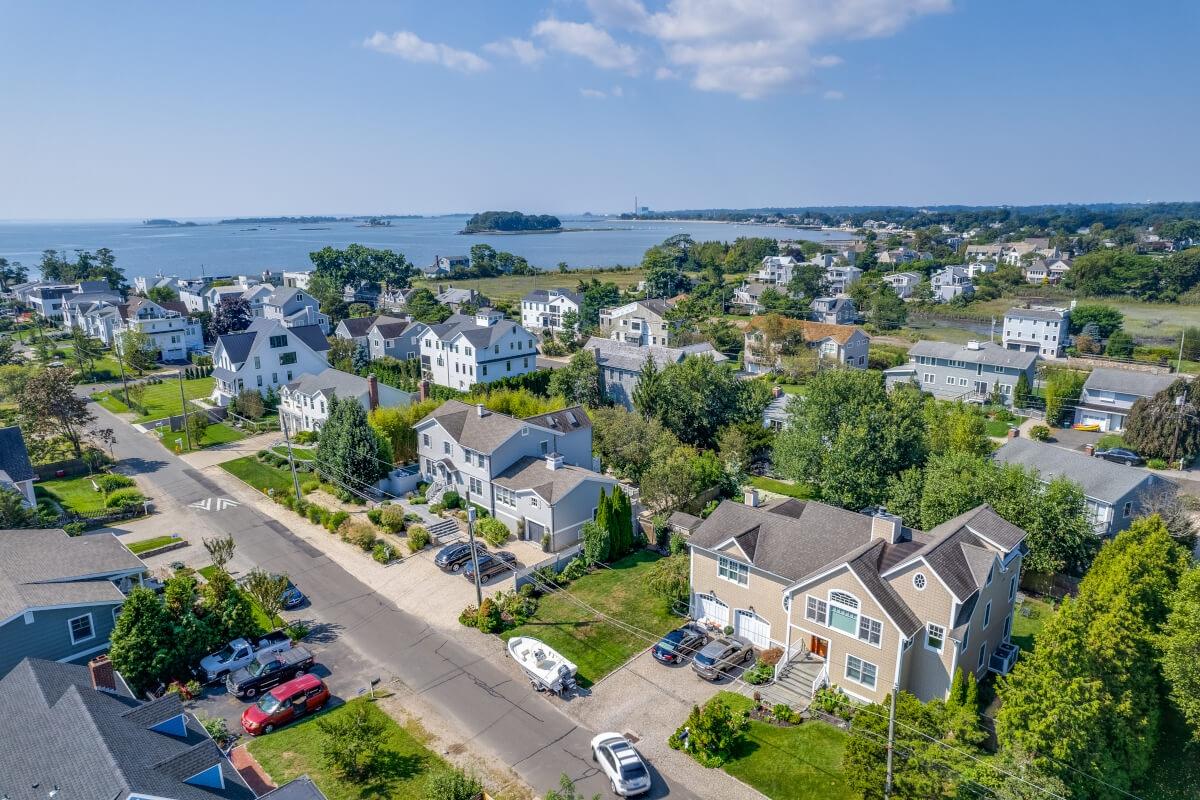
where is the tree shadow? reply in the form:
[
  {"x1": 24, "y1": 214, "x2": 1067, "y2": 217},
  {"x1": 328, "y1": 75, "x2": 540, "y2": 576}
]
[
  {"x1": 358, "y1": 750, "x2": 431, "y2": 796},
  {"x1": 302, "y1": 620, "x2": 345, "y2": 645},
  {"x1": 118, "y1": 456, "x2": 170, "y2": 475}
]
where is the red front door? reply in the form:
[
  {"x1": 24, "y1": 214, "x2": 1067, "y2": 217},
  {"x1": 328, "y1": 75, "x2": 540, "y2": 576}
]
[{"x1": 810, "y1": 635, "x2": 828, "y2": 659}]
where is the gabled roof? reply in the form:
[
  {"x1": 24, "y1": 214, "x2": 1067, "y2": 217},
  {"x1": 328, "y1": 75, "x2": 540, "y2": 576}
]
[
  {"x1": 523, "y1": 288, "x2": 582, "y2": 305},
  {"x1": 0, "y1": 658, "x2": 253, "y2": 800},
  {"x1": 908, "y1": 339, "x2": 1037, "y2": 370},
  {"x1": 338, "y1": 315, "x2": 381, "y2": 338},
  {"x1": 283, "y1": 366, "x2": 374, "y2": 401},
  {"x1": 1082, "y1": 367, "x2": 1178, "y2": 399},
  {"x1": 0, "y1": 426, "x2": 34, "y2": 484},
  {"x1": 419, "y1": 401, "x2": 590, "y2": 454},
  {"x1": 492, "y1": 456, "x2": 611, "y2": 503},
  {"x1": 746, "y1": 316, "x2": 867, "y2": 346},
  {"x1": 586, "y1": 336, "x2": 726, "y2": 373},
  {"x1": 993, "y1": 437, "x2": 1172, "y2": 504},
  {"x1": 372, "y1": 316, "x2": 415, "y2": 338},
  {"x1": 523, "y1": 406, "x2": 592, "y2": 433},
  {"x1": 267, "y1": 286, "x2": 305, "y2": 306}
]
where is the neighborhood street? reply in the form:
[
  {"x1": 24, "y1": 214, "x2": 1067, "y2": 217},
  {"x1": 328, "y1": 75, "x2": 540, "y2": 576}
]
[{"x1": 88, "y1": 399, "x2": 697, "y2": 799}]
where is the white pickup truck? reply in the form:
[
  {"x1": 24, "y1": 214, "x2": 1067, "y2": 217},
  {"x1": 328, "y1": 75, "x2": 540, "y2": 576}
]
[{"x1": 198, "y1": 630, "x2": 293, "y2": 683}]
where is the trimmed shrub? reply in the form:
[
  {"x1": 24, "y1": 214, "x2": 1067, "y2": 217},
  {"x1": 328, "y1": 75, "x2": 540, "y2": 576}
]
[
  {"x1": 744, "y1": 662, "x2": 775, "y2": 685},
  {"x1": 339, "y1": 519, "x2": 378, "y2": 551},
  {"x1": 326, "y1": 510, "x2": 349, "y2": 533},
  {"x1": 367, "y1": 508, "x2": 383, "y2": 525},
  {"x1": 1029, "y1": 424, "x2": 1052, "y2": 441},
  {"x1": 560, "y1": 557, "x2": 588, "y2": 581},
  {"x1": 407, "y1": 526, "x2": 430, "y2": 553},
  {"x1": 63, "y1": 521, "x2": 86, "y2": 536},
  {"x1": 300, "y1": 479, "x2": 319, "y2": 494},
  {"x1": 372, "y1": 541, "x2": 394, "y2": 564},
  {"x1": 104, "y1": 488, "x2": 145, "y2": 509},
  {"x1": 458, "y1": 604, "x2": 479, "y2": 628},
  {"x1": 379, "y1": 505, "x2": 407, "y2": 534},
  {"x1": 442, "y1": 491, "x2": 462, "y2": 509},
  {"x1": 95, "y1": 473, "x2": 135, "y2": 493},
  {"x1": 476, "y1": 598, "x2": 502, "y2": 633},
  {"x1": 476, "y1": 517, "x2": 510, "y2": 548}
]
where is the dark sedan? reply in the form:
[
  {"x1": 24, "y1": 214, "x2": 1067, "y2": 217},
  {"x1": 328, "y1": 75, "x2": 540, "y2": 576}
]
[
  {"x1": 435, "y1": 540, "x2": 489, "y2": 572},
  {"x1": 280, "y1": 578, "x2": 306, "y2": 609},
  {"x1": 1095, "y1": 448, "x2": 1144, "y2": 466},
  {"x1": 652, "y1": 624, "x2": 708, "y2": 665},
  {"x1": 463, "y1": 551, "x2": 517, "y2": 584}
]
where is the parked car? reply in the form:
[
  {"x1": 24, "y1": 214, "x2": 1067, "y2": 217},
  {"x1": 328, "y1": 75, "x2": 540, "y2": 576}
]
[
  {"x1": 198, "y1": 630, "x2": 292, "y2": 684},
  {"x1": 691, "y1": 636, "x2": 753, "y2": 681},
  {"x1": 226, "y1": 645, "x2": 315, "y2": 699},
  {"x1": 238, "y1": 572, "x2": 306, "y2": 609},
  {"x1": 462, "y1": 551, "x2": 517, "y2": 584},
  {"x1": 1095, "y1": 448, "x2": 1145, "y2": 466},
  {"x1": 591, "y1": 732, "x2": 652, "y2": 797},
  {"x1": 651, "y1": 624, "x2": 708, "y2": 665},
  {"x1": 435, "y1": 540, "x2": 488, "y2": 573},
  {"x1": 241, "y1": 673, "x2": 330, "y2": 735}
]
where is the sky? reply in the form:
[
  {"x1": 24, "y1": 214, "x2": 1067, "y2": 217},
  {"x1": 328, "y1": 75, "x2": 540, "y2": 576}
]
[{"x1": 1, "y1": 0, "x2": 1197, "y2": 219}]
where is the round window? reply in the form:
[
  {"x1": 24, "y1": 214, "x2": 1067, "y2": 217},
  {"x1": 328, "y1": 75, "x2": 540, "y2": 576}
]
[{"x1": 913, "y1": 573, "x2": 927, "y2": 590}]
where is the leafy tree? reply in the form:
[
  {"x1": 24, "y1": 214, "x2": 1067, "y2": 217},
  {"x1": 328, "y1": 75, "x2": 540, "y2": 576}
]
[
  {"x1": 185, "y1": 409, "x2": 209, "y2": 445},
  {"x1": 576, "y1": 278, "x2": 621, "y2": 330},
  {"x1": 18, "y1": 366, "x2": 96, "y2": 457},
  {"x1": 38, "y1": 247, "x2": 126, "y2": 291},
  {"x1": 1124, "y1": 378, "x2": 1200, "y2": 462},
  {"x1": 641, "y1": 446, "x2": 726, "y2": 513},
  {"x1": 0, "y1": 257, "x2": 28, "y2": 291},
  {"x1": 641, "y1": 355, "x2": 767, "y2": 448},
  {"x1": 202, "y1": 534, "x2": 236, "y2": 571},
  {"x1": 404, "y1": 287, "x2": 452, "y2": 324},
  {"x1": 242, "y1": 569, "x2": 289, "y2": 626},
  {"x1": 866, "y1": 284, "x2": 907, "y2": 330},
  {"x1": 1012, "y1": 372, "x2": 1031, "y2": 409},
  {"x1": 347, "y1": 302, "x2": 372, "y2": 318},
  {"x1": 1105, "y1": 330, "x2": 1135, "y2": 358},
  {"x1": 0, "y1": 338, "x2": 18, "y2": 368},
  {"x1": 210, "y1": 296, "x2": 252, "y2": 337},
  {"x1": 924, "y1": 401, "x2": 990, "y2": 457},
  {"x1": 642, "y1": 242, "x2": 691, "y2": 298},
  {"x1": 1066, "y1": 251, "x2": 1163, "y2": 300},
  {"x1": 118, "y1": 328, "x2": 158, "y2": 374},
  {"x1": 843, "y1": 691, "x2": 951, "y2": 800},
  {"x1": 1181, "y1": 326, "x2": 1200, "y2": 362},
  {"x1": 1161, "y1": 566, "x2": 1200, "y2": 738},
  {"x1": 309, "y1": 243, "x2": 411, "y2": 293},
  {"x1": 717, "y1": 420, "x2": 774, "y2": 474},
  {"x1": 1067, "y1": 304, "x2": 1124, "y2": 338},
  {"x1": 469, "y1": 243, "x2": 497, "y2": 272},
  {"x1": 318, "y1": 702, "x2": 389, "y2": 781},
  {"x1": 327, "y1": 337, "x2": 357, "y2": 372},
  {"x1": 0, "y1": 486, "x2": 35, "y2": 528},
  {"x1": 108, "y1": 587, "x2": 171, "y2": 694},
  {"x1": 1042, "y1": 367, "x2": 1087, "y2": 426},
  {"x1": 581, "y1": 520, "x2": 611, "y2": 564},
  {"x1": 317, "y1": 396, "x2": 389, "y2": 490},
  {"x1": 997, "y1": 516, "x2": 1189, "y2": 797},
  {"x1": 645, "y1": 553, "x2": 689, "y2": 604},
  {"x1": 369, "y1": 398, "x2": 441, "y2": 463},
  {"x1": 70, "y1": 327, "x2": 103, "y2": 380},
  {"x1": 549, "y1": 349, "x2": 602, "y2": 407},
  {"x1": 787, "y1": 262, "x2": 830, "y2": 301},
  {"x1": 589, "y1": 405, "x2": 679, "y2": 482},
  {"x1": 671, "y1": 695, "x2": 750, "y2": 768},
  {"x1": 146, "y1": 285, "x2": 179, "y2": 304},
  {"x1": 543, "y1": 773, "x2": 600, "y2": 800},
  {"x1": 233, "y1": 389, "x2": 265, "y2": 420}
]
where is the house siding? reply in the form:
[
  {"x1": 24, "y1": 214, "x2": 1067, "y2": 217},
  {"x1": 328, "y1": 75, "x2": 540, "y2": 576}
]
[
  {"x1": 0, "y1": 603, "x2": 121, "y2": 676},
  {"x1": 690, "y1": 547, "x2": 790, "y2": 648},
  {"x1": 885, "y1": 560, "x2": 956, "y2": 701}
]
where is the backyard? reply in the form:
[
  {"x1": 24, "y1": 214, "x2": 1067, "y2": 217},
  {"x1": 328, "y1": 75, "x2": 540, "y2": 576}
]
[
  {"x1": 749, "y1": 475, "x2": 814, "y2": 500},
  {"x1": 33, "y1": 473, "x2": 110, "y2": 514},
  {"x1": 246, "y1": 696, "x2": 450, "y2": 800},
  {"x1": 500, "y1": 550, "x2": 680, "y2": 686},
  {"x1": 718, "y1": 692, "x2": 854, "y2": 800},
  {"x1": 1010, "y1": 595, "x2": 1054, "y2": 653},
  {"x1": 91, "y1": 376, "x2": 214, "y2": 422},
  {"x1": 220, "y1": 455, "x2": 296, "y2": 495},
  {"x1": 413, "y1": 266, "x2": 647, "y2": 304}
]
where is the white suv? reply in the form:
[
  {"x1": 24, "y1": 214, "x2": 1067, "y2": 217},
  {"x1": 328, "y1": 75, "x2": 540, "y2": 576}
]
[{"x1": 590, "y1": 732, "x2": 652, "y2": 797}]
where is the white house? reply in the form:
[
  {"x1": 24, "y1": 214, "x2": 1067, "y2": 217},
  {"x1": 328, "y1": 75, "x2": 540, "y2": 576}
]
[
  {"x1": 263, "y1": 287, "x2": 330, "y2": 334},
  {"x1": 755, "y1": 255, "x2": 799, "y2": 286},
  {"x1": 419, "y1": 309, "x2": 538, "y2": 390},
  {"x1": 1002, "y1": 306, "x2": 1070, "y2": 359},
  {"x1": 415, "y1": 401, "x2": 616, "y2": 550},
  {"x1": 210, "y1": 318, "x2": 330, "y2": 406},
  {"x1": 282, "y1": 270, "x2": 312, "y2": 290},
  {"x1": 117, "y1": 298, "x2": 204, "y2": 362},
  {"x1": 599, "y1": 299, "x2": 678, "y2": 346},
  {"x1": 521, "y1": 289, "x2": 582, "y2": 333},
  {"x1": 241, "y1": 283, "x2": 275, "y2": 318},
  {"x1": 279, "y1": 368, "x2": 414, "y2": 434},
  {"x1": 931, "y1": 266, "x2": 974, "y2": 302},
  {"x1": 825, "y1": 265, "x2": 863, "y2": 295},
  {"x1": 882, "y1": 271, "x2": 923, "y2": 299}
]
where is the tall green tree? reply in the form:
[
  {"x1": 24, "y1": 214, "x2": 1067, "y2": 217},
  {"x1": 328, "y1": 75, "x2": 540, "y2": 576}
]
[
  {"x1": 1124, "y1": 378, "x2": 1200, "y2": 462},
  {"x1": 317, "y1": 396, "x2": 389, "y2": 492},
  {"x1": 1067, "y1": 304, "x2": 1124, "y2": 337},
  {"x1": 108, "y1": 587, "x2": 171, "y2": 694},
  {"x1": 210, "y1": 296, "x2": 253, "y2": 337},
  {"x1": 641, "y1": 355, "x2": 766, "y2": 448},
  {"x1": 843, "y1": 691, "x2": 948, "y2": 800},
  {"x1": 18, "y1": 366, "x2": 96, "y2": 457},
  {"x1": 631, "y1": 356, "x2": 661, "y2": 419},
  {"x1": 70, "y1": 327, "x2": 103, "y2": 380},
  {"x1": 146, "y1": 285, "x2": 179, "y2": 304},
  {"x1": 549, "y1": 349, "x2": 602, "y2": 407},
  {"x1": 1160, "y1": 566, "x2": 1200, "y2": 738}
]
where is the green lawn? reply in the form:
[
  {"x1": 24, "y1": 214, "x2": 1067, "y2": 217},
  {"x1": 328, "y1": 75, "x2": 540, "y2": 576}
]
[
  {"x1": 413, "y1": 266, "x2": 648, "y2": 304},
  {"x1": 198, "y1": 564, "x2": 221, "y2": 581},
  {"x1": 247, "y1": 697, "x2": 449, "y2": 800},
  {"x1": 272, "y1": 445, "x2": 315, "y2": 461},
  {"x1": 719, "y1": 693, "x2": 854, "y2": 800},
  {"x1": 34, "y1": 474, "x2": 110, "y2": 514},
  {"x1": 984, "y1": 416, "x2": 1025, "y2": 437},
  {"x1": 162, "y1": 422, "x2": 246, "y2": 453},
  {"x1": 500, "y1": 551, "x2": 680, "y2": 686},
  {"x1": 126, "y1": 535, "x2": 181, "y2": 554},
  {"x1": 93, "y1": 376, "x2": 213, "y2": 422},
  {"x1": 1011, "y1": 596, "x2": 1055, "y2": 653},
  {"x1": 750, "y1": 476, "x2": 815, "y2": 500},
  {"x1": 220, "y1": 455, "x2": 296, "y2": 495},
  {"x1": 777, "y1": 384, "x2": 807, "y2": 396}
]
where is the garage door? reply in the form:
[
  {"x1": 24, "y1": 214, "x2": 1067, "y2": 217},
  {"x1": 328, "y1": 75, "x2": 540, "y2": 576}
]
[
  {"x1": 1081, "y1": 413, "x2": 1109, "y2": 431},
  {"x1": 734, "y1": 609, "x2": 771, "y2": 649},
  {"x1": 696, "y1": 594, "x2": 728, "y2": 627}
]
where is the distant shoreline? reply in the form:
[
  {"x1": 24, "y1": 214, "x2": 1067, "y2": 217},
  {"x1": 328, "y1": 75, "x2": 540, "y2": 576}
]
[{"x1": 457, "y1": 226, "x2": 617, "y2": 236}]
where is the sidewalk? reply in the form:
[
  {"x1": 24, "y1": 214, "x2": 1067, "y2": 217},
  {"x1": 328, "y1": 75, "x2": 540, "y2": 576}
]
[{"x1": 177, "y1": 431, "x2": 282, "y2": 469}]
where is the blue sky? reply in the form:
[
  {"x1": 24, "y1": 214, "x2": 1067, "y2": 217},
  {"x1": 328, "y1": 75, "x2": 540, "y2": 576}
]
[{"x1": 1, "y1": 0, "x2": 1197, "y2": 219}]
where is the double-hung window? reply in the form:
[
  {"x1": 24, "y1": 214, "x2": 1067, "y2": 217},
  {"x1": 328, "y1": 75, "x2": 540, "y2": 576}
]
[
  {"x1": 68, "y1": 613, "x2": 95, "y2": 645},
  {"x1": 717, "y1": 556, "x2": 749, "y2": 586},
  {"x1": 858, "y1": 616, "x2": 882, "y2": 646},
  {"x1": 468, "y1": 477, "x2": 482, "y2": 494},
  {"x1": 845, "y1": 655, "x2": 877, "y2": 689},
  {"x1": 805, "y1": 595, "x2": 827, "y2": 625},
  {"x1": 926, "y1": 623, "x2": 945, "y2": 653}
]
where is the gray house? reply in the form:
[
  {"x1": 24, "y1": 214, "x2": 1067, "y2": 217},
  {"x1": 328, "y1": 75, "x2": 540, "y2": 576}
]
[
  {"x1": 0, "y1": 528, "x2": 146, "y2": 676},
  {"x1": 1071, "y1": 367, "x2": 1179, "y2": 432},
  {"x1": 810, "y1": 296, "x2": 857, "y2": 325},
  {"x1": 334, "y1": 314, "x2": 394, "y2": 347},
  {"x1": 369, "y1": 318, "x2": 427, "y2": 361},
  {"x1": 931, "y1": 266, "x2": 974, "y2": 302},
  {"x1": 599, "y1": 299, "x2": 679, "y2": 346},
  {"x1": 415, "y1": 401, "x2": 614, "y2": 550},
  {"x1": 886, "y1": 340, "x2": 1037, "y2": 406},
  {"x1": 586, "y1": 336, "x2": 727, "y2": 410},
  {"x1": 993, "y1": 438, "x2": 1177, "y2": 536}
]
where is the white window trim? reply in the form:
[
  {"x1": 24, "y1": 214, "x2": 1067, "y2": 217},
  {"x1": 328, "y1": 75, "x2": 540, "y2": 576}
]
[
  {"x1": 925, "y1": 622, "x2": 945, "y2": 654},
  {"x1": 977, "y1": 642, "x2": 987, "y2": 670},
  {"x1": 717, "y1": 556, "x2": 750, "y2": 587},
  {"x1": 983, "y1": 600, "x2": 992, "y2": 628},
  {"x1": 68, "y1": 612, "x2": 96, "y2": 646},
  {"x1": 913, "y1": 572, "x2": 927, "y2": 590},
  {"x1": 845, "y1": 653, "x2": 878, "y2": 690}
]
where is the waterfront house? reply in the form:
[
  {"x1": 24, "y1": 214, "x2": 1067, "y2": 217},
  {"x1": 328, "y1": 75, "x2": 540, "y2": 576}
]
[
  {"x1": 279, "y1": 368, "x2": 413, "y2": 434},
  {"x1": 755, "y1": 255, "x2": 799, "y2": 286},
  {"x1": 825, "y1": 265, "x2": 863, "y2": 295},
  {"x1": 334, "y1": 314, "x2": 392, "y2": 348},
  {"x1": 886, "y1": 340, "x2": 1036, "y2": 405},
  {"x1": 731, "y1": 282, "x2": 771, "y2": 314},
  {"x1": 743, "y1": 317, "x2": 870, "y2": 374},
  {"x1": 415, "y1": 401, "x2": 614, "y2": 550},
  {"x1": 434, "y1": 286, "x2": 488, "y2": 313},
  {"x1": 810, "y1": 296, "x2": 857, "y2": 325},
  {"x1": 521, "y1": 288, "x2": 582, "y2": 333},
  {"x1": 282, "y1": 270, "x2": 312, "y2": 290},
  {"x1": 1070, "y1": 367, "x2": 1179, "y2": 432},
  {"x1": 599, "y1": 299, "x2": 679, "y2": 346},
  {"x1": 688, "y1": 496, "x2": 1026, "y2": 703},
  {"x1": 585, "y1": 336, "x2": 727, "y2": 410},
  {"x1": 1002, "y1": 306, "x2": 1070, "y2": 359},
  {"x1": 118, "y1": 297, "x2": 204, "y2": 362},
  {"x1": 993, "y1": 438, "x2": 1176, "y2": 536},
  {"x1": 368, "y1": 317, "x2": 427, "y2": 361},
  {"x1": 210, "y1": 318, "x2": 330, "y2": 406},
  {"x1": 882, "y1": 271, "x2": 923, "y2": 300},
  {"x1": 241, "y1": 283, "x2": 275, "y2": 318},
  {"x1": 419, "y1": 309, "x2": 537, "y2": 390},
  {"x1": 931, "y1": 266, "x2": 974, "y2": 302}
]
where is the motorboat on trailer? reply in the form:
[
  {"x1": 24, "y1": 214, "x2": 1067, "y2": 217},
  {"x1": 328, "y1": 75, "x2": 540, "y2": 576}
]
[{"x1": 507, "y1": 636, "x2": 578, "y2": 695}]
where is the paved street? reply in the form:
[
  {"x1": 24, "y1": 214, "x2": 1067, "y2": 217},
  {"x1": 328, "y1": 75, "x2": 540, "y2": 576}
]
[{"x1": 88, "y1": 398, "x2": 697, "y2": 799}]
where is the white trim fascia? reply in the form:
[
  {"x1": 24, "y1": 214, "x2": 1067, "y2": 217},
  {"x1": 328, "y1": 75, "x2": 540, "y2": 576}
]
[
  {"x1": 962, "y1": 522, "x2": 1028, "y2": 555},
  {"x1": 792, "y1": 563, "x2": 909, "y2": 636},
  {"x1": 56, "y1": 639, "x2": 111, "y2": 663},
  {"x1": 710, "y1": 536, "x2": 752, "y2": 561},
  {"x1": 36, "y1": 566, "x2": 144, "y2": 584},
  {"x1": 690, "y1": 543, "x2": 793, "y2": 585}
]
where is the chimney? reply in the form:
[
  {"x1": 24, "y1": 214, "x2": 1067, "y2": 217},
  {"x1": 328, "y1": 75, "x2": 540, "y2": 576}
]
[
  {"x1": 367, "y1": 373, "x2": 379, "y2": 411},
  {"x1": 89, "y1": 654, "x2": 116, "y2": 692},
  {"x1": 418, "y1": 379, "x2": 430, "y2": 402},
  {"x1": 966, "y1": 340, "x2": 981, "y2": 350},
  {"x1": 476, "y1": 402, "x2": 489, "y2": 417},
  {"x1": 871, "y1": 512, "x2": 904, "y2": 544},
  {"x1": 545, "y1": 452, "x2": 563, "y2": 470},
  {"x1": 744, "y1": 488, "x2": 759, "y2": 508}
]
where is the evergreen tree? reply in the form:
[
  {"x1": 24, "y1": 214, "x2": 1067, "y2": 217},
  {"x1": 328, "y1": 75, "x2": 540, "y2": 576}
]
[
  {"x1": 594, "y1": 488, "x2": 613, "y2": 558},
  {"x1": 1012, "y1": 372, "x2": 1031, "y2": 409},
  {"x1": 1160, "y1": 566, "x2": 1200, "y2": 738},
  {"x1": 631, "y1": 357, "x2": 661, "y2": 418},
  {"x1": 108, "y1": 587, "x2": 170, "y2": 694}
]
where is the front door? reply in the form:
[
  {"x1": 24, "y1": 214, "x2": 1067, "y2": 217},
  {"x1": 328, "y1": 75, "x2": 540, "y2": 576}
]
[{"x1": 809, "y1": 635, "x2": 828, "y2": 659}]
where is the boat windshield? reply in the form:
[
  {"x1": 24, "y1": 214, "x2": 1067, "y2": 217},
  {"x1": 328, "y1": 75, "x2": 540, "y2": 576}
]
[{"x1": 256, "y1": 694, "x2": 283, "y2": 714}]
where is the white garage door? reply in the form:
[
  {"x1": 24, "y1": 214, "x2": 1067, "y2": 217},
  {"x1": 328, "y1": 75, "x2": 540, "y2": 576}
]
[
  {"x1": 1081, "y1": 413, "x2": 1109, "y2": 431},
  {"x1": 734, "y1": 609, "x2": 771, "y2": 649},
  {"x1": 696, "y1": 594, "x2": 728, "y2": 627}
]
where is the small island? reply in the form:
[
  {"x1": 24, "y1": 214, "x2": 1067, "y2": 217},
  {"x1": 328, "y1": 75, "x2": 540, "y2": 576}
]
[
  {"x1": 460, "y1": 211, "x2": 562, "y2": 234},
  {"x1": 142, "y1": 218, "x2": 198, "y2": 227}
]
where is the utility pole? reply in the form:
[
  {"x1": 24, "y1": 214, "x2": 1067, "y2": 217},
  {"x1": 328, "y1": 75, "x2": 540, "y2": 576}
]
[
  {"x1": 883, "y1": 683, "x2": 898, "y2": 800},
  {"x1": 279, "y1": 411, "x2": 303, "y2": 504},
  {"x1": 1169, "y1": 330, "x2": 1189, "y2": 468},
  {"x1": 466, "y1": 502, "x2": 483, "y2": 608},
  {"x1": 115, "y1": 339, "x2": 130, "y2": 406},
  {"x1": 177, "y1": 370, "x2": 192, "y2": 451},
  {"x1": 1176, "y1": 328, "x2": 1187, "y2": 374}
]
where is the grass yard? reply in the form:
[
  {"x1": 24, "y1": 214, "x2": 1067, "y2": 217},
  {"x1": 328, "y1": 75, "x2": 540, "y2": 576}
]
[
  {"x1": 93, "y1": 376, "x2": 213, "y2": 422},
  {"x1": 413, "y1": 266, "x2": 648, "y2": 304},
  {"x1": 198, "y1": 564, "x2": 221, "y2": 581},
  {"x1": 750, "y1": 475, "x2": 815, "y2": 500},
  {"x1": 162, "y1": 422, "x2": 246, "y2": 453},
  {"x1": 500, "y1": 550, "x2": 679, "y2": 686},
  {"x1": 126, "y1": 535, "x2": 181, "y2": 555},
  {"x1": 247, "y1": 697, "x2": 449, "y2": 800},
  {"x1": 1010, "y1": 595, "x2": 1055, "y2": 653},
  {"x1": 272, "y1": 444, "x2": 316, "y2": 461},
  {"x1": 33, "y1": 474, "x2": 110, "y2": 514},
  {"x1": 220, "y1": 455, "x2": 296, "y2": 495},
  {"x1": 719, "y1": 693, "x2": 854, "y2": 800},
  {"x1": 984, "y1": 416, "x2": 1025, "y2": 437}
]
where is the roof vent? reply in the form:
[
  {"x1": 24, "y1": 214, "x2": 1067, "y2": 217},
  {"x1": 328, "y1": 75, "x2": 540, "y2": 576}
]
[
  {"x1": 476, "y1": 403, "x2": 489, "y2": 417},
  {"x1": 966, "y1": 340, "x2": 982, "y2": 350}
]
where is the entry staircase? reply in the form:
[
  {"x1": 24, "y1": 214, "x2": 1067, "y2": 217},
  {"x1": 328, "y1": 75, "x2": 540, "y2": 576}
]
[
  {"x1": 425, "y1": 517, "x2": 462, "y2": 543},
  {"x1": 760, "y1": 656, "x2": 827, "y2": 710}
]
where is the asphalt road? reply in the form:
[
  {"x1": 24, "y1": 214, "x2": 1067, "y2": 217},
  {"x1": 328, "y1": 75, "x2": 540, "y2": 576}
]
[{"x1": 90, "y1": 399, "x2": 693, "y2": 799}]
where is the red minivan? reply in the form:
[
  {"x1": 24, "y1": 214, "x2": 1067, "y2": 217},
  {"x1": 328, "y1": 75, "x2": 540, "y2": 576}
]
[{"x1": 241, "y1": 673, "x2": 330, "y2": 735}]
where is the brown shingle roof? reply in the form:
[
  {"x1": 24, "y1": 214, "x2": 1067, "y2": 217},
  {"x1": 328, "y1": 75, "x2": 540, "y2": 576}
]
[{"x1": 746, "y1": 315, "x2": 866, "y2": 345}]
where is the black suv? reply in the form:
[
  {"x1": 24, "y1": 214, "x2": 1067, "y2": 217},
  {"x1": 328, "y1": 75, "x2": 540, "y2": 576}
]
[
  {"x1": 435, "y1": 540, "x2": 488, "y2": 572},
  {"x1": 463, "y1": 551, "x2": 518, "y2": 584},
  {"x1": 226, "y1": 646, "x2": 315, "y2": 699}
]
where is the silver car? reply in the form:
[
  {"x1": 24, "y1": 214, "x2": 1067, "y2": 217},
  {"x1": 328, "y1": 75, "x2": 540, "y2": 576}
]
[
  {"x1": 690, "y1": 635, "x2": 753, "y2": 680},
  {"x1": 591, "y1": 732, "x2": 651, "y2": 797}
]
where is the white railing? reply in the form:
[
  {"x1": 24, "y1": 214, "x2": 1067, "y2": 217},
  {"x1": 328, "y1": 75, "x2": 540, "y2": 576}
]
[
  {"x1": 811, "y1": 663, "x2": 829, "y2": 696},
  {"x1": 775, "y1": 638, "x2": 808, "y2": 682}
]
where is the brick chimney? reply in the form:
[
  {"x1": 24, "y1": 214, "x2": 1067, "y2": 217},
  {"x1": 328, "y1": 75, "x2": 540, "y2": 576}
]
[
  {"x1": 367, "y1": 373, "x2": 379, "y2": 411},
  {"x1": 89, "y1": 654, "x2": 116, "y2": 692}
]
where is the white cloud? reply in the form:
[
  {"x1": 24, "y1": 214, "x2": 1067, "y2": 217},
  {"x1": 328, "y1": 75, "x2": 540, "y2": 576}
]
[
  {"x1": 655, "y1": 66, "x2": 679, "y2": 80},
  {"x1": 533, "y1": 19, "x2": 639, "y2": 72},
  {"x1": 483, "y1": 37, "x2": 545, "y2": 65},
  {"x1": 580, "y1": 88, "x2": 609, "y2": 98},
  {"x1": 589, "y1": 0, "x2": 951, "y2": 98},
  {"x1": 611, "y1": 85, "x2": 624, "y2": 97},
  {"x1": 823, "y1": 89, "x2": 846, "y2": 100},
  {"x1": 363, "y1": 31, "x2": 490, "y2": 73}
]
